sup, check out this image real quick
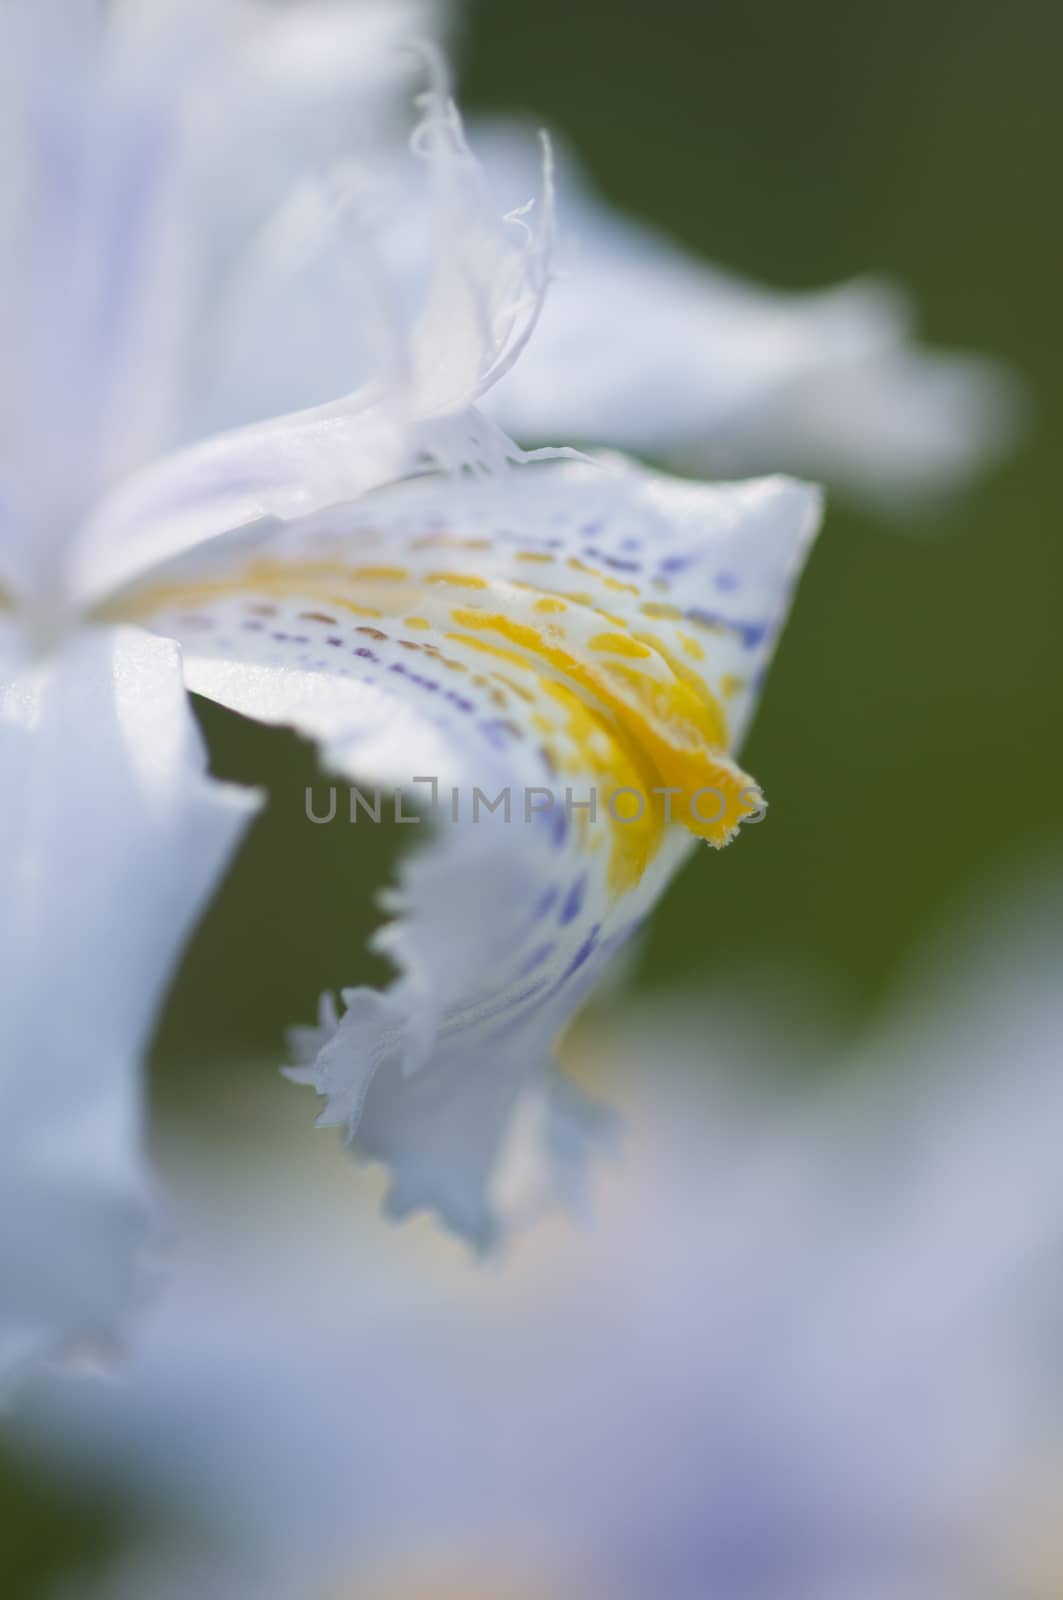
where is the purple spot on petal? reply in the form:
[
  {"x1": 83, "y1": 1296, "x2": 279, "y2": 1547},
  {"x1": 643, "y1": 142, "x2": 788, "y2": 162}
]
[
  {"x1": 519, "y1": 942, "x2": 555, "y2": 977},
  {"x1": 550, "y1": 806, "x2": 568, "y2": 847},
  {"x1": 536, "y1": 885, "x2": 559, "y2": 919},
  {"x1": 687, "y1": 608, "x2": 767, "y2": 650},
  {"x1": 561, "y1": 923, "x2": 600, "y2": 982},
  {"x1": 480, "y1": 717, "x2": 523, "y2": 749},
  {"x1": 560, "y1": 874, "x2": 587, "y2": 925},
  {"x1": 585, "y1": 548, "x2": 641, "y2": 573}
]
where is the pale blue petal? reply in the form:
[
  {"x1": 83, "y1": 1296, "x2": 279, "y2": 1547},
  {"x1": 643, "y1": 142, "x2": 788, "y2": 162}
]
[
  {"x1": 0, "y1": 623, "x2": 258, "y2": 1387},
  {"x1": 116, "y1": 457, "x2": 819, "y2": 1243}
]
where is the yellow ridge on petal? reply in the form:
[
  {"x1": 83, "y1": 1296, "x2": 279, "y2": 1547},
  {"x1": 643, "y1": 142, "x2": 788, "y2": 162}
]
[{"x1": 109, "y1": 542, "x2": 765, "y2": 887}]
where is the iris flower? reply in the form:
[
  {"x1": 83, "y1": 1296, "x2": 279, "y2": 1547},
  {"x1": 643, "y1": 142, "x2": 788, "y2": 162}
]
[
  {"x1": 0, "y1": 2, "x2": 820, "y2": 1383},
  {"x1": 23, "y1": 873, "x2": 1063, "y2": 1600}
]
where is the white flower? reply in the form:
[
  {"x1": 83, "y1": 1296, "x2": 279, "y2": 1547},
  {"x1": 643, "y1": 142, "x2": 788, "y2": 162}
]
[
  {"x1": 0, "y1": 2, "x2": 819, "y2": 1383},
  {"x1": 22, "y1": 871, "x2": 1063, "y2": 1600},
  {"x1": 476, "y1": 122, "x2": 1025, "y2": 512}
]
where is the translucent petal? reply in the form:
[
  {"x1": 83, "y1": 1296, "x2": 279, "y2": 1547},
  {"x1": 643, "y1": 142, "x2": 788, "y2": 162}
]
[
  {"x1": 110, "y1": 457, "x2": 820, "y2": 1242},
  {"x1": 477, "y1": 121, "x2": 1023, "y2": 507},
  {"x1": 0, "y1": 0, "x2": 177, "y2": 584},
  {"x1": 0, "y1": 622, "x2": 258, "y2": 1388},
  {"x1": 731, "y1": 345, "x2": 1026, "y2": 509},
  {"x1": 69, "y1": 92, "x2": 553, "y2": 611},
  {"x1": 69, "y1": 397, "x2": 413, "y2": 609},
  {"x1": 113, "y1": 0, "x2": 449, "y2": 442},
  {"x1": 0, "y1": 0, "x2": 449, "y2": 603}
]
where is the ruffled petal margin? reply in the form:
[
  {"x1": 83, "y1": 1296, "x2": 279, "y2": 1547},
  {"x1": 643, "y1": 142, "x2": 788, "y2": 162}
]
[{"x1": 113, "y1": 456, "x2": 820, "y2": 1245}]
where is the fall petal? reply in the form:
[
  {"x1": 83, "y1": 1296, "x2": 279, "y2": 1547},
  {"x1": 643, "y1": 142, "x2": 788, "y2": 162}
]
[{"x1": 114, "y1": 457, "x2": 819, "y2": 1241}]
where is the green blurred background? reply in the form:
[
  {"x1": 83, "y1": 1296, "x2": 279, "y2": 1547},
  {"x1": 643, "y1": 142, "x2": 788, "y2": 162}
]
[{"x1": 5, "y1": 0, "x2": 1062, "y2": 1589}]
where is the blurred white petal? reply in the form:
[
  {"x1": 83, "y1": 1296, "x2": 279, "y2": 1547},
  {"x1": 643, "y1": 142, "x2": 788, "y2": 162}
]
[
  {"x1": 731, "y1": 344, "x2": 1025, "y2": 508},
  {"x1": 477, "y1": 121, "x2": 1024, "y2": 512},
  {"x1": 0, "y1": 626, "x2": 257, "y2": 1389},
  {"x1": 21, "y1": 870, "x2": 1063, "y2": 1599}
]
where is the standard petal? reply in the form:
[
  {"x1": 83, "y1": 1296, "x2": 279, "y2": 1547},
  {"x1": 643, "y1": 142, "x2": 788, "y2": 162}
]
[
  {"x1": 0, "y1": 0, "x2": 223, "y2": 594},
  {"x1": 68, "y1": 398, "x2": 413, "y2": 610},
  {"x1": 110, "y1": 0, "x2": 447, "y2": 442},
  {"x1": 0, "y1": 0, "x2": 451, "y2": 605},
  {"x1": 476, "y1": 121, "x2": 1023, "y2": 506},
  {"x1": 0, "y1": 623, "x2": 258, "y2": 1388},
  {"x1": 69, "y1": 89, "x2": 553, "y2": 610},
  {"x1": 109, "y1": 457, "x2": 820, "y2": 1243}
]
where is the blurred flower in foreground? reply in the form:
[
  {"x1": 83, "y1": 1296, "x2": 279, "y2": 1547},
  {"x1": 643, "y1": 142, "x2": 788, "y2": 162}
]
[
  {"x1": 0, "y1": 1, "x2": 819, "y2": 1385},
  {"x1": 478, "y1": 124, "x2": 1025, "y2": 511},
  {"x1": 22, "y1": 870, "x2": 1063, "y2": 1600}
]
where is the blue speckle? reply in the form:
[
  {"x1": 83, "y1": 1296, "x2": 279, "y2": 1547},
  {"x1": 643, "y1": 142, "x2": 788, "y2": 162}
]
[
  {"x1": 480, "y1": 717, "x2": 517, "y2": 749},
  {"x1": 560, "y1": 874, "x2": 587, "y2": 925},
  {"x1": 535, "y1": 885, "x2": 559, "y2": 920},
  {"x1": 687, "y1": 608, "x2": 768, "y2": 651},
  {"x1": 561, "y1": 923, "x2": 601, "y2": 982},
  {"x1": 519, "y1": 942, "x2": 555, "y2": 977},
  {"x1": 583, "y1": 544, "x2": 638, "y2": 568},
  {"x1": 508, "y1": 979, "x2": 548, "y2": 1009}
]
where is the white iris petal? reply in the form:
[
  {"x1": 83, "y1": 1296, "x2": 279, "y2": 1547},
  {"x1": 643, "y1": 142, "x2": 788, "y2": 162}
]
[
  {"x1": 0, "y1": 626, "x2": 257, "y2": 1390},
  {"x1": 118, "y1": 461, "x2": 820, "y2": 1243}
]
